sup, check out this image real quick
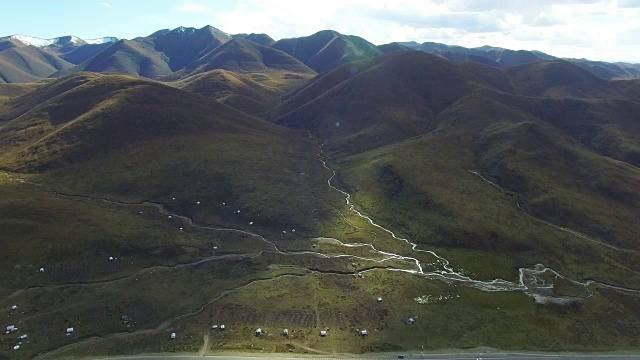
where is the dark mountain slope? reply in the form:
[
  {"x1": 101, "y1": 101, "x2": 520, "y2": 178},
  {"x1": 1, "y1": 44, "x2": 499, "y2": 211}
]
[
  {"x1": 0, "y1": 44, "x2": 72, "y2": 83},
  {"x1": 273, "y1": 51, "x2": 495, "y2": 156},
  {"x1": 180, "y1": 37, "x2": 315, "y2": 76},
  {"x1": 272, "y1": 30, "x2": 382, "y2": 73},
  {"x1": 149, "y1": 25, "x2": 231, "y2": 71},
  {"x1": 52, "y1": 39, "x2": 173, "y2": 78},
  {"x1": 504, "y1": 60, "x2": 615, "y2": 98},
  {"x1": 232, "y1": 33, "x2": 275, "y2": 46}
]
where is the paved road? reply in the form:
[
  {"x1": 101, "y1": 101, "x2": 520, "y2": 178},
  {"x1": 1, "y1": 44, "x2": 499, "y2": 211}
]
[{"x1": 93, "y1": 352, "x2": 640, "y2": 360}]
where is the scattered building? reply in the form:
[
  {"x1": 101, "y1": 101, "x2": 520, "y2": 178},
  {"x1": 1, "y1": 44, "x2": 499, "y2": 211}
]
[
  {"x1": 211, "y1": 325, "x2": 218, "y2": 329},
  {"x1": 39, "y1": 267, "x2": 45, "y2": 273},
  {"x1": 11, "y1": 305, "x2": 18, "y2": 311},
  {"x1": 13, "y1": 345, "x2": 19, "y2": 350},
  {"x1": 168, "y1": 215, "x2": 172, "y2": 219},
  {"x1": 361, "y1": 329, "x2": 368, "y2": 336},
  {"x1": 283, "y1": 328, "x2": 289, "y2": 336},
  {"x1": 320, "y1": 330, "x2": 327, "y2": 337},
  {"x1": 6, "y1": 325, "x2": 16, "y2": 333},
  {"x1": 196, "y1": 201, "x2": 201, "y2": 205},
  {"x1": 408, "y1": 318, "x2": 415, "y2": 325},
  {"x1": 377, "y1": 297, "x2": 383, "y2": 303},
  {"x1": 255, "y1": 328, "x2": 263, "y2": 336},
  {"x1": 220, "y1": 324, "x2": 225, "y2": 330},
  {"x1": 18, "y1": 334, "x2": 27, "y2": 340},
  {"x1": 66, "y1": 327, "x2": 74, "y2": 335},
  {"x1": 170, "y1": 332, "x2": 176, "y2": 339},
  {"x1": 249, "y1": 221, "x2": 254, "y2": 225}
]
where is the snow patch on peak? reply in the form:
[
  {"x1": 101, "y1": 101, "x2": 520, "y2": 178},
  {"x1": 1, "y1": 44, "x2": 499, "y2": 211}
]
[
  {"x1": 9, "y1": 35, "x2": 54, "y2": 47},
  {"x1": 3, "y1": 34, "x2": 118, "y2": 47},
  {"x1": 85, "y1": 37, "x2": 118, "y2": 45}
]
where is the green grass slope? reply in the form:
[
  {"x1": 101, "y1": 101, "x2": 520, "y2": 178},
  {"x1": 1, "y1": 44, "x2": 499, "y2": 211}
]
[
  {"x1": 0, "y1": 73, "x2": 335, "y2": 236},
  {"x1": 175, "y1": 69, "x2": 314, "y2": 115},
  {"x1": 274, "y1": 50, "x2": 640, "y2": 287}
]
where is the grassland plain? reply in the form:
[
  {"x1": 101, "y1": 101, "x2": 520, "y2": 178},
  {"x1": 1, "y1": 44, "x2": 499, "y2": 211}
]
[{"x1": 1, "y1": 51, "x2": 640, "y2": 360}]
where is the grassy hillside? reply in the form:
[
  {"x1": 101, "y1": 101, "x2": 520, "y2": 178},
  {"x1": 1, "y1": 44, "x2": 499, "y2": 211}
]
[
  {"x1": 175, "y1": 69, "x2": 313, "y2": 115},
  {"x1": 0, "y1": 73, "x2": 337, "y2": 236},
  {"x1": 275, "y1": 50, "x2": 640, "y2": 287}
]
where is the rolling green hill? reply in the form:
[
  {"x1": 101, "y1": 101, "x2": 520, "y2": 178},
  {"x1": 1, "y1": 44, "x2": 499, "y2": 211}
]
[
  {"x1": 174, "y1": 69, "x2": 313, "y2": 115},
  {"x1": 0, "y1": 73, "x2": 335, "y2": 236},
  {"x1": 273, "y1": 51, "x2": 640, "y2": 284},
  {"x1": 2, "y1": 28, "x2": 640, "y2": 360}
]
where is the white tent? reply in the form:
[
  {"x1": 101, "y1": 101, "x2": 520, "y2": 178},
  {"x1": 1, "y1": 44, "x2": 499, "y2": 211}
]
[
  {"x1": 361, "y1": 329, "x2": 368, "y2": 336},
  {"x1": 255, "y1": 328, "x2": 262, "y2": 336},
  {"x1": 320, "y1": 330, "x2": 327, "y2": 336},
  {"x1": 220, "y1": 324, "x2": 225, "y2": 330},
  {"x1": 66, "y1": 327, "x2": 74, "y2": 334},
  {"x1": 170, "y1": 332, "x2": 176, "y2": 339},
  {"x1": 11, "y1": 305, "x2": 18, "y2": 310}
]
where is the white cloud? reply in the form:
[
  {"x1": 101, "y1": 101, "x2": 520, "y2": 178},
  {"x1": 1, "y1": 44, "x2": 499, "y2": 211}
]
[
  {"x1": 165, "y1": 0, "x2": 639, "y2": 62},
  {"x1": 97, "y1": 2, "x2": 111, "y2": 7},
  {"x1": 178, "y1": 1, "x2": 208, "y2": 13}
]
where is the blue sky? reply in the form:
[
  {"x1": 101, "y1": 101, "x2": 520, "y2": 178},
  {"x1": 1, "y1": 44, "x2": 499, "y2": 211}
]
[{"x1": 2, "y1": 0, "x2": 639, "y2": 62}]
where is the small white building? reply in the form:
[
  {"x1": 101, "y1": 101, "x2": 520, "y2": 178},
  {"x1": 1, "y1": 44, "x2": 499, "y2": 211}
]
[
  {"x1": 255, "y1": 328, "x2": 263, "y2": 336},
  {"x1": 11, "y1": 305, "x2": 18, "y2": 310},
  {"x1": 377, "y1": 297, "x2": 383, "y2": 302},
  {"x1": 66, "y1": 327, "x2": 74, "y2": 334},
  {"x1": 361, "y1": 329, "x2": 368, "y2": 336},
  {"x1": 320, "y1": 330, "x2": 327, "y2": 337},
  {"x1": 283, "y1": 328, "x2": 289, "y2": 336},
  {"x1": 220, "y1": 324, "x2": 225, "y2": 330},
  {"x1": 170, "y1": 332, "x2": 176, "y2": 339},
  {"x1": 6, "y1": 325, "x2": 15, "y2": 332}
]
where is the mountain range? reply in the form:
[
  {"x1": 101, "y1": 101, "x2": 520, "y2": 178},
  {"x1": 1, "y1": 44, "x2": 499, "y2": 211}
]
[
  {"x1": 1, "y1": 25, "x2": 639, "y2": 84},
  {"x1": 1, "y1": 24, "x2": 640, "y2": 358}
]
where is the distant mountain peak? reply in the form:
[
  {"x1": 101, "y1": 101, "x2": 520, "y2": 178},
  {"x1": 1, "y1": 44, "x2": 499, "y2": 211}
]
[{"x1": 1, "y1": 34, "x2": 118, "y2": 47}]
